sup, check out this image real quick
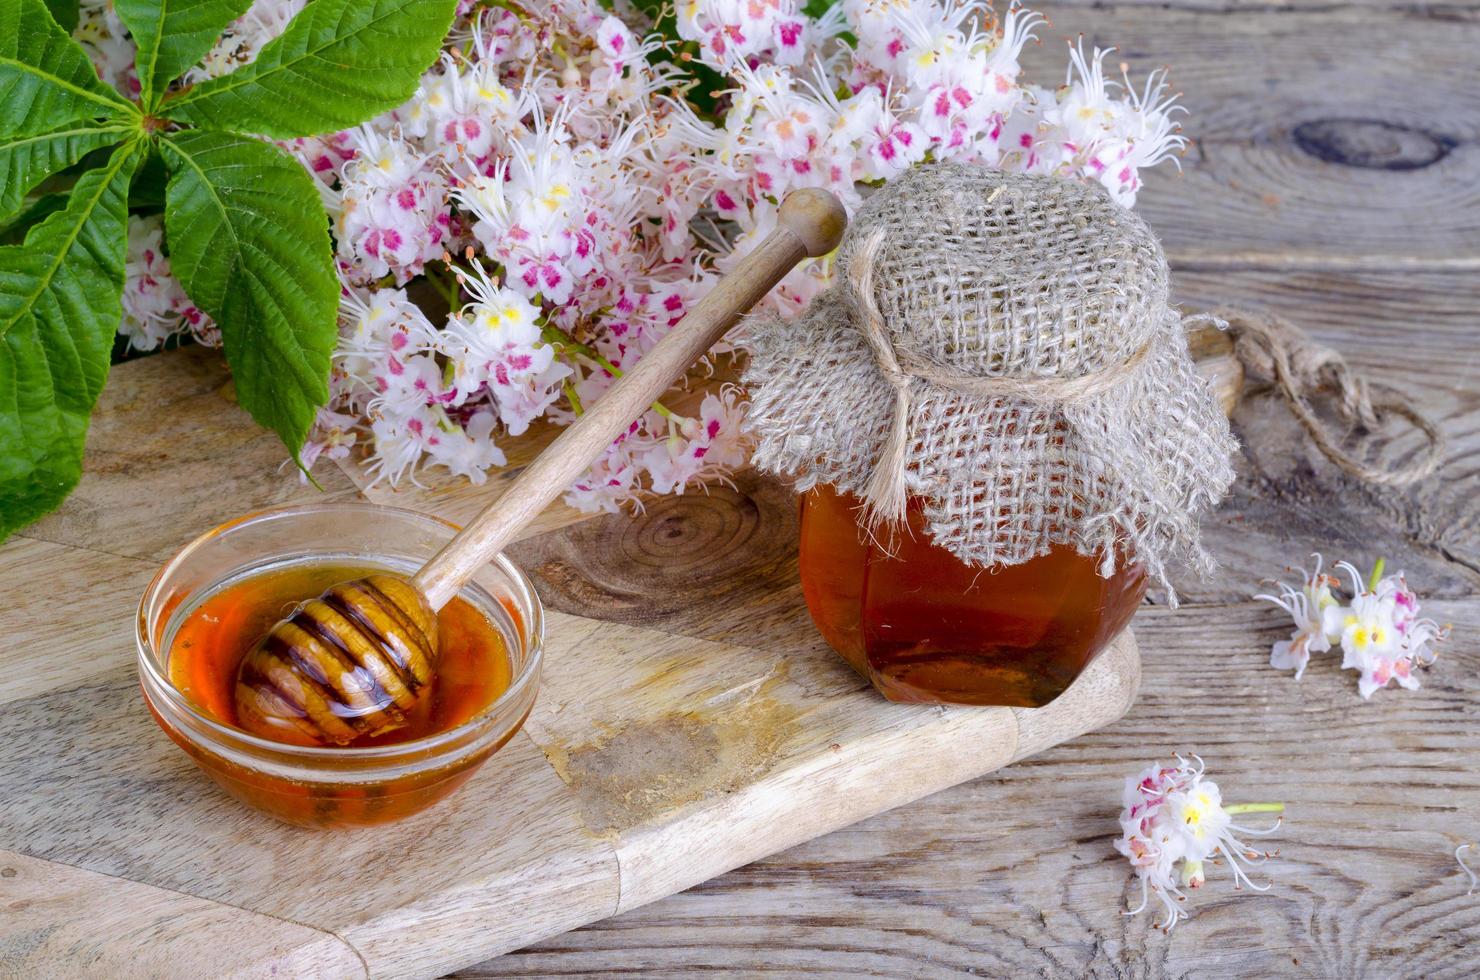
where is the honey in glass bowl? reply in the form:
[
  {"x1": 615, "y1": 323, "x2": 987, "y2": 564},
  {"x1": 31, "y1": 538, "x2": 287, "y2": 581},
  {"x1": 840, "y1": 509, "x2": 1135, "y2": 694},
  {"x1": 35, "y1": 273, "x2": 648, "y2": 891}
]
[
  {"x1": 137, "y1": 503, "x2": 542, "y2": 829},
  {"x1": 168, "y1": 562, "x2": 512, "y2": 749},
  {"x1": 798, "y1": 485, "x2": 1146, "y2": 707}
]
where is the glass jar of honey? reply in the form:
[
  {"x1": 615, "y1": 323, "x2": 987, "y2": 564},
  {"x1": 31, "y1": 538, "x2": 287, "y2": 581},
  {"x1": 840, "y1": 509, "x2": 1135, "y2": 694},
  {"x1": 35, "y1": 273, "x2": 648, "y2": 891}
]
[
  {"x1": 745, "y1": 166, "x2": 1236, "y2": 710},
  {"x1": 136, "y1": 503, "x2": 542, "y2": 829},
  {"x1": 798, "y1": 485, "x2": 1146, "y2": 707}
]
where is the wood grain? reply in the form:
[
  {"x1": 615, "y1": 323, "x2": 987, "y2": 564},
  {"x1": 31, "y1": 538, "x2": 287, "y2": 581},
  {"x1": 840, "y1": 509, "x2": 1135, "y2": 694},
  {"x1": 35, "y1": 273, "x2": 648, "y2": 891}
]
[
  {"x1": 521, "y1": 608, "x2": 1137, "y2": 913},
  {"x1": 507, "y1": 468, "x2": 822, "y2": 657},
  {"x1": 1025, "y1": 4, "x2": 1480, "y2": 268},
  {"x1": 1169, "y1": 268, "x2": 1480, "y2": 605},
  {"x1": 7, "y1": 253, "x2": 1473, "y2": 980},
  {"x1": 1047, "y1": 0, "x2": 1480, "y2": 12},
  {"x1": 460, "y1": 598, "x2": 1480, "y2": 979},
  {"x1": 462, "y1": 508, "x2": 1480, "y2": 976},
  {"x1": 0, "y1": 652, "x2": 622, "y2": 977},
  {"x1": 0, "y1": 850, "x2": 366, "y2": 980},
  {"x1": 1, "y1": 347, "x2": 1137, "y2": 975},
  {"x1": 0, "y1": 537, "x2": 156, "y2": 707},
  {"x1": 8, "y1": 2, "x2": 1479, "y2": 969}
]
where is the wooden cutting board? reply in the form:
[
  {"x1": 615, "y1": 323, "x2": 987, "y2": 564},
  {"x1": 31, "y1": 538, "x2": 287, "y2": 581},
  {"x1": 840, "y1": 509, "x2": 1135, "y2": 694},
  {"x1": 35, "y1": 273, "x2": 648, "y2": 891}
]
[{"x1": 0, "y1": 341, "x2": 1209, "y2": 979}]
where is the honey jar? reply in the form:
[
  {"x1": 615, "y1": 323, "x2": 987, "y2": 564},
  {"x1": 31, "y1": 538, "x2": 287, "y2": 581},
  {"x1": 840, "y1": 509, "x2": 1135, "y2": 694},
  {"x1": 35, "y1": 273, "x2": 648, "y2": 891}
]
[
  {"x1": 745, "y1": 164, "x2": 1236, "y2": 706},
  {"x1": 798, "y1": 485, "x2": 1146, "y2": 706},
  {"x1": 136, "y1": 503, "x2": 542, "y2": 828}
]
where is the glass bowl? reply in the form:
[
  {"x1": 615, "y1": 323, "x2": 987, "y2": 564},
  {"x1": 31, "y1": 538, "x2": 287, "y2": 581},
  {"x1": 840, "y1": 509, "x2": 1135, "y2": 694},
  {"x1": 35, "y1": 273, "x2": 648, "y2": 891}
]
[{"x1": 136, "y1": 503, "x2": 543, "y2": 829}]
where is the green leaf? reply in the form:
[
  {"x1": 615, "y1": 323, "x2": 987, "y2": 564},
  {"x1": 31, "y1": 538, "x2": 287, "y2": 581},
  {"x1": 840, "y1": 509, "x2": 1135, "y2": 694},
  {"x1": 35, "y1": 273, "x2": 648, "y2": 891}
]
[
  {"x1": 161, "y1": 0, "x2": 458, "y2": 138},
  {"x1": 160, "y1": 130, "x2": 337, "y2": 456},
  {"x1": 43, "y1": 0, "x2": 79, "y2": 33},
  {"x1": 0, "y1": 140, "x2": 140, "y2": 540},
  {"x1": 0, "y1": 122, "x2": 130, "y2": 220},
  {"x1": 113, "y1": 0, "x2": 255, "y2": 108},
  {"x1": 127, "y1": 143, "x2": 170, "y2": 211},
  {"x1": 0, "y1": 192, "x2": 69, "y2": 246},
  {"x1": 0, "y1": 0, "x2": 136, "y2": 138}
]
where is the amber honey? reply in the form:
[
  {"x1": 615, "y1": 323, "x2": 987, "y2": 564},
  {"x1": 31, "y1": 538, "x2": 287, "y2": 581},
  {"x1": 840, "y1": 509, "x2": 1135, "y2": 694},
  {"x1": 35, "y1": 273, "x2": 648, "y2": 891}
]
[
  {"x1": 169, "y1": 562, "x2": 511, "y2": 744},
  {"x1": 798, "y1": 485, "x2": 1146, "y2": 707},
  {"x1": 157, "y1": 561, "x2": 516, "y2": 827}
]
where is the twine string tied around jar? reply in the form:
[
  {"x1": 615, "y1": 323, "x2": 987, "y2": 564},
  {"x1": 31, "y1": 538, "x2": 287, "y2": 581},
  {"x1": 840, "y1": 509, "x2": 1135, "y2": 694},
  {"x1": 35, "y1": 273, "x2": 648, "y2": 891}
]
[{"x1": 847, "y1": 229, "x2": 1157, "y2": 528}]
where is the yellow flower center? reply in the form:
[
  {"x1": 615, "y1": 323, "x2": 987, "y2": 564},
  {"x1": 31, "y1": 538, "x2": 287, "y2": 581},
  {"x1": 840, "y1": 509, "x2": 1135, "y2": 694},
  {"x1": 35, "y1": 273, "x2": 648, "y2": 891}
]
[
  {"x1": 540, "y1": 183, "x2": 572, "y2": 211},
  {"x1": 1180, "y1": 790, "x2": 1216, "y2": 839}
]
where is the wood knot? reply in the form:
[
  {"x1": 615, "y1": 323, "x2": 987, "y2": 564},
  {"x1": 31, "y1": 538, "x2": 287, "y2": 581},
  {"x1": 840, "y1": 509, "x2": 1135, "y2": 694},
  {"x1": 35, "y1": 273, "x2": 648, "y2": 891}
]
[
  {"x1": 510, "y1": 472, "x2": 799, "y2": 626},
  {"x1": 1292, "y1": 118, "x2": 1456, "y2": 171},
  {"x1": 625, "y1": 490, "x2": 761, "y2": 572}
]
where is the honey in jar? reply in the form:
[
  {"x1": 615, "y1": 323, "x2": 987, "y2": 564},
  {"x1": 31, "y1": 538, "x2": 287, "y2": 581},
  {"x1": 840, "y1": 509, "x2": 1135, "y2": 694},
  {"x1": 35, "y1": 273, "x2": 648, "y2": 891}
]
[
  {"x1": 744, "y1": 168, "x2": 1235, "y2": 709},
  {"x1": 798, "y1": 485, "x2": 1146, "y2": 707},
  {"x1": 158, "y1": 561, "x2": 513, "y2": 826}
]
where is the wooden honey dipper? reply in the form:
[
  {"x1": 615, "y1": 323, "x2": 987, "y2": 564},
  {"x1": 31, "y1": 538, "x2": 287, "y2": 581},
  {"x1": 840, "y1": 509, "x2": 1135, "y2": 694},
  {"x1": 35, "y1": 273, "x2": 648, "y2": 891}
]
[{"x1": 234, "y1": 188, "x2": 848, "y2": 746}]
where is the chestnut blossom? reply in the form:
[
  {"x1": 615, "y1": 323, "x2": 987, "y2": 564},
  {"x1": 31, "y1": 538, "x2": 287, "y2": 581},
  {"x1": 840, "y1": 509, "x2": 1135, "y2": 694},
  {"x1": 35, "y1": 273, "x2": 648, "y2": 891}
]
[
  {"x1": 676, "y1": 0, "x2": 815, "y2": 67},
  {"x1": 334, "y1": 126, "x2": 452, "y2": 284},
  {"x1": 423, "y1": 408, "x2": 507, "y2": 485},
  {"x1": 1117, "y1": 756, "x2": 1283, "y2": 931},
  {"x1": 639, "y1": 387, "x2": 751, "y2": 495},
  {"x1": 120, "y1": 216, "x2": 215, "y2": 351},
  {"x1": 1260, "y1": 556, "x2": 1449, "y2": 699},
  {"x1": 440, "y1": 259, "x2": 570, "y2": 436},
  {"x1": 299, "y1": 407, "x2": 359, "y2": 472},
  {"x1": 84, "y1": 0, "x2": 1190, "y2": 512},
  {"x1": 75, "y1": 0, "x2": 137, "y2": 97},
  {"x1": 184, "y1": 0, "x2": 306, "y2": 84},
  {"x1": 1254, "y1": 553, "x2": 1340, "y2": 680}
]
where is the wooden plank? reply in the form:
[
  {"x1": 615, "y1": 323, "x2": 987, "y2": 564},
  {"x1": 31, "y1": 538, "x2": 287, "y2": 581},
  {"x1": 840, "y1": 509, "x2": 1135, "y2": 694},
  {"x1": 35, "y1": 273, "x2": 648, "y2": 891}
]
[
  {"x1": 0, "y1": 850, "x2": 366, "y2": 979},
  {"x1": 1167, "y1": 268, "x2": 1480, "y2": 604},
  {"x1": 0, "y1": 537, "x2": 156, "y2": 707},
  {"x1": 1025, "y1": 4, "x2": 1480, "y2": 267},
  {"x1": 0, "y1": 340, "x2": 1148, "y2": 976},
  {"x1": 456, "y1": 266, "x2": 1480, "y2": 975},
  {"x1": 0, "y1": 655, "x2": 622, "y2": 978},
  {"x1": 19, "y1": 346, "x2": 361, "y2": 564},
  {"x1": 1045, "y1": 0, "x2": 1480, "y2": 12},
  {"x1": 520, "y1": 612, "x2": 1138, "y2": 914},
  {"x1": 505, "y1": 469, "x2": 827, "y2": 659}
]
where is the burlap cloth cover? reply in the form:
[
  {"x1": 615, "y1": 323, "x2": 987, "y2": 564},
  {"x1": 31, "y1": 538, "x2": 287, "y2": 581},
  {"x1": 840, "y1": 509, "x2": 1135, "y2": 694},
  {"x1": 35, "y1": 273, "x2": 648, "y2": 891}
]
[{"x1": 743, "y1": 163, "x2": 1238, "y2": 597}]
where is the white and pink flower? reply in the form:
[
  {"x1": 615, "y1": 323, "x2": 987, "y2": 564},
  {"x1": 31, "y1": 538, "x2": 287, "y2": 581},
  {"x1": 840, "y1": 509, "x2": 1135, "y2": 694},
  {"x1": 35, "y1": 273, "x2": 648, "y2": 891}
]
[
  {"x1": 88, "y1": 0, "x2": 1190, "y2": 512},
  {"x1": 1260, "y1": 556, "x2": 1449, "y2": 698},
  {"x1": 1117, "y1": 756, "x2": 1283, "y2": 931},
  {"x1": 120, "y1": 216, "x2": 215, "y2": 351}
]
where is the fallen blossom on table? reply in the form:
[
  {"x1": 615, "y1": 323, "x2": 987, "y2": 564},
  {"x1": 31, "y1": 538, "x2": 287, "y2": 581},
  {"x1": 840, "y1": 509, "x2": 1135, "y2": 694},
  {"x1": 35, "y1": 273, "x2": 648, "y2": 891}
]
[
  {"x1": 1117, "y1": 756, "x2": 1283, "y2": 931},
  {"x1": 1258, "y1": 555, "x2": 1450, "y2": 698}
]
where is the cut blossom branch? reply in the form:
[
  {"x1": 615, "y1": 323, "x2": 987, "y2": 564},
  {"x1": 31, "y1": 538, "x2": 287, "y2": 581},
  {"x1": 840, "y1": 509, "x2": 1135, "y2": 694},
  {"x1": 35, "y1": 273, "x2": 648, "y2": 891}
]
[{"x1": 83, "y1": 0, "x2": 1190, "y2": 510}]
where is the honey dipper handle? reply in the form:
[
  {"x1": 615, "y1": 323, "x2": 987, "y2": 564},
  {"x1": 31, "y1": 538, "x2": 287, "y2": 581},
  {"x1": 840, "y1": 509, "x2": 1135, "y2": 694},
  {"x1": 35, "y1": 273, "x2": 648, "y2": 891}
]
[{"x1": 412, "y1": 188, "x2": 848, "y2": 609}]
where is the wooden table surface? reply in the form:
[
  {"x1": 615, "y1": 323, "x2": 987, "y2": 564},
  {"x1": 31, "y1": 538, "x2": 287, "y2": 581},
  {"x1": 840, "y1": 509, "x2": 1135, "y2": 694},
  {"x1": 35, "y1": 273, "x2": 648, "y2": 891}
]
[
  {"x1": 5, "y1": 2, "x2": 1476, "y2": 976},
  {"x1": 451, "y1": 2, "x2": 1480, "y2": 976}
]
